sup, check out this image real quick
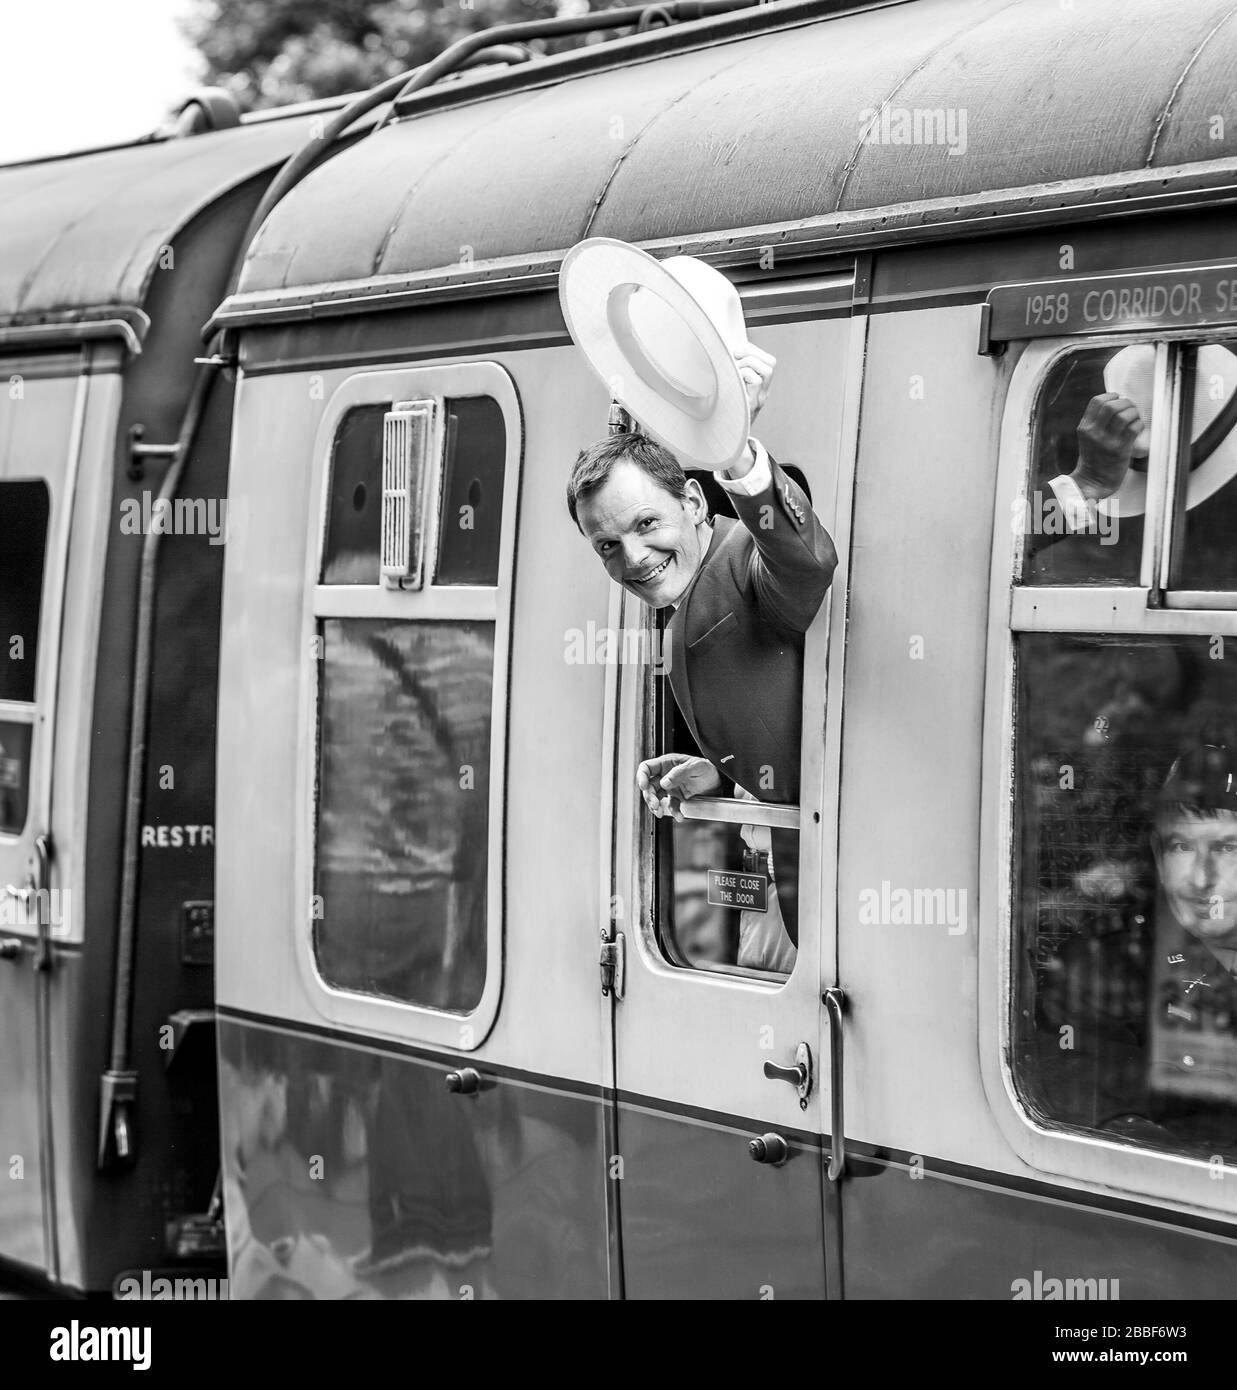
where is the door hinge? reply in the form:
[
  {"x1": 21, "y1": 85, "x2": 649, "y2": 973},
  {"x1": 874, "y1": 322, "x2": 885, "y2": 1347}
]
[{"x1": 600, "y1": 930, "x2": 625, "y2": 1000}]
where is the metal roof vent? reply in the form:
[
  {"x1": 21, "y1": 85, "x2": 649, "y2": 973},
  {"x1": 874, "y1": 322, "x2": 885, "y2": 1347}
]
[
  {"x1": 172, "y1": 89, "x2": 242, "y2": 137},
  {"x1": 381, "y1": 400, "x2": 437, "y2": 589}
]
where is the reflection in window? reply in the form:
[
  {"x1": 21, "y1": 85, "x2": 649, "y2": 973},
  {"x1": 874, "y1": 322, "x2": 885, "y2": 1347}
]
[
  {"x1": 1169, "y1": 341, "x2": 1237, "y2": 590},
  {"x1": 322, "y1": 398, "x2": 507, "y2": 588},
  {"x1": 322, "y1": 405, "x2": 387, "y2": 586},
  {"x1": 1013, "y1": 632, "x2": 1237, "y2": 1158},
  {"x1": 0, "y1": 480, "x2": 49, "y2": 702},
  {"x1": 0, "y1": 720, "x2": 32, "y2": 835},
  {"x1": 658, "y1": 816, "x2": 798, "y2": 975},
  {"x1": 315, "y1": 619, "x2": 493, "y2": 1011},
  {"x1": 1022, "y1": 347, "x2": 1143, "y2": 586},
  {"x1": 651, "y1": 651, "x2": 798, "y2": 978},
  {"x1": 435, "y1": 397, "x2": 506, "y2": 586}
]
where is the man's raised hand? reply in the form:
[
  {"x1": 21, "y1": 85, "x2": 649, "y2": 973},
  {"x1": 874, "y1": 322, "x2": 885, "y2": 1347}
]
[
  {"x1": 735, "y1": 345, "x2": 776, "y2": 424},
  {"x1": 1073, "y1": 392, "x2": 1145, "y2": 504},
  {"x1": 636, "y1": 754, "x2": 723, "y2": 822}
]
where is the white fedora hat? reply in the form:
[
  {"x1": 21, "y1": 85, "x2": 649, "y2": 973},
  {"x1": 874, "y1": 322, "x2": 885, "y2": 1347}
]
[
  {"x1": 1098, "y1": 343, "x2": 1237, "y2": 519},
  {"x1": 559, "y1": 237, "x2": 751, "y2": 470}
]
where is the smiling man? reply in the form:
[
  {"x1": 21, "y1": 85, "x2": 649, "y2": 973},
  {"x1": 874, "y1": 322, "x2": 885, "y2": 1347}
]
[
  {"x1": 566, "y1": 350, "x2": 837, "y2": 947},
  {"x1": 1140, "y1": 744, "x2": 1237, "y2": 1118},
  {"x1": 1153, "y1": 745, "x2": 1237, "y2": 971}
]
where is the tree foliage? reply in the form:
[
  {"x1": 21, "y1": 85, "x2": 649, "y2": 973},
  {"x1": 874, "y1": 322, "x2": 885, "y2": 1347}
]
[{"x1": 180, "y1": 0, "x2": 631, "y2": 111}]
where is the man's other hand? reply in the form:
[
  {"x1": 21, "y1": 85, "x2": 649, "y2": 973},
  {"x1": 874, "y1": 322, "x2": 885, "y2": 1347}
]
[
  {"x1": 735, "y1": 345, "x2": 776, "y2": 424},
  {"x1": 636, "y1": 754, "x2": 722, "y2": 821},
  {"x1": 1072, "y1": 392, "x2": 1145, "y2": 504}
]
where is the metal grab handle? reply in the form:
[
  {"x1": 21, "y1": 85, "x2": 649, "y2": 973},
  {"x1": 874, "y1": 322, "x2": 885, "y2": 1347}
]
[
  {"x1": 823, "y1": 988, "x2": 846, "y2": 1181},
  {"x1": 678, "y1": 797, "x2": 800, "y2": 830}
]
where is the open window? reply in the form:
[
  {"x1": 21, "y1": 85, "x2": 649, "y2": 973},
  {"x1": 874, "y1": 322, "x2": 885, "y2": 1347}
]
[
  {"x1": 301, "y1": 365, "x2": 521, "y2": 1046},
  {"x1": 984, "y1": 329, "x2": 1237, "y2": 1207},
  {"x1": 634, "y1": 466, "x2": 820, "y2": 984}
]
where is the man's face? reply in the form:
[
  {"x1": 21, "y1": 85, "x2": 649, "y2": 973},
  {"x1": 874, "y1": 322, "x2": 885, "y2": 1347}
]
[
  {"x1": 575, "y1": 459, "x2": 709, "y2": 610},
  {"x1": 1153, "y1": 809, "x2": 1237, "y2": 945}
]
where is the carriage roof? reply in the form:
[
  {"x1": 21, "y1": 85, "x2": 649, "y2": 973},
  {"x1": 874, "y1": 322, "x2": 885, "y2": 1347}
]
[
  {"x1": 5, "y1": 0, "x2": 1237, "y2": 340},
  {"x1": 218, "y1": 0, "x2": 1237, "y2": 326},
  {"x1": 0, "y1": 113, "x2": 320, "y2": 336}
]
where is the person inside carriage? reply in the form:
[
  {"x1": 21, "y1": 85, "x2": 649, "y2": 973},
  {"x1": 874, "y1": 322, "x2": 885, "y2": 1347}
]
[
  {"x1": 1032, "y1": 740, "x2": 1237, "y2": 1156},
  {"x1": 1025, "y1": 340, "x2": 1237, "y2": 584},
  {"x1": 561, "y1": 244, "x2": 837, "y2": 971},
  {"x1": 1009, "y1": 336, "x2": 1237, "y2": 1159}
]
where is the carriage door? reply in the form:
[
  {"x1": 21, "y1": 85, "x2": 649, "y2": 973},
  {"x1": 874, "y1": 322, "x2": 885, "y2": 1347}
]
[
  {"x1": 0, "y1": 352, "x2": 87, "y2": 1274},
  {"x1": 605, "y1": 302, "x2": 861, "y2": 1298}
]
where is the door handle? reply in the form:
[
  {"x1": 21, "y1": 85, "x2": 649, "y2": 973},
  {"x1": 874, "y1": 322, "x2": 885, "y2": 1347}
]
[
  {"x1": 824, "y1": 988, "x2": 846, "y2": 1181},
  {"x1": 748, "y1": 1132, "x2": 789, "y2": 1165},
  {"x1": 5, "y1": 832, "x2": 50, "y2": 905},
  {"x1": 762, "y1": 1040, "x2": 813, "y2": 1109},
  {"x1": 0, "y1": 937, "x2": 24, "y2": 961},
  {"x1": 4, "y1": 834, "x2": 53, "y2": 970},
  {"x1": 445, "y1": 1067, "x2": 484, "y2": 1095}
]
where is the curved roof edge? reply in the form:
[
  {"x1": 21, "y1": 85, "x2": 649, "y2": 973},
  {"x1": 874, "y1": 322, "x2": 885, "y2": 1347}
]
[
  {"x1": 210, "y1": 157, "x2": 1237, "y2": 336},
  {"x1": 0, "y1": 113, "x2": 324, "y2": 332},
  {"x1": 229, "y1": 0, "x2": 1237, "y2": 310}
]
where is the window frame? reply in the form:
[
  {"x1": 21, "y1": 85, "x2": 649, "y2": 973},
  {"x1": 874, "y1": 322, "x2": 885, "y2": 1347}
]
[
  {"x1": 980, "y1": 331, "x2": 1237, "y2": 1214},
  {"x1": 294, "y1": 363, "x2": 522, "y2": 1048},
  {"x1": 0, "y1": 478, "x2": 51, "y2": 838},
  {"x1": 0, "y1": 352, "x2": 95, "y2": 949},
  {"x1": 619, "y1": 546, "x2": 832, "y2": 989}
]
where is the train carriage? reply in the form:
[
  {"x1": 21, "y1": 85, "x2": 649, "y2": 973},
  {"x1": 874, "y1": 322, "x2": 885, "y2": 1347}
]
[
  {"x1": 203, "y1": 0, "x2": 1237, "y2": 1298},
  {"x1": 0, "y1": 102, "x2": 347, "y2": 1292},
  {"x1": 8, "y1": 0, "x2": 1237, "y2": 1298}
]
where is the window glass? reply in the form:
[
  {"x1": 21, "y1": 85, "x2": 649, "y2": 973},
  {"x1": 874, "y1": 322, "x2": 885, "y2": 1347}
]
[
  {"x1": 657, "y1": 817, "x2": 799, "y2": 976},
  {"x1": 1013, "y1": 631, "x2": 1237, "y2": 1158},
  {"x1": 1021, "y1": 347, "x2": 1144, "y2": 586},
  {"x1": 0, "y1": 721, "x2": 32, "y2": 836},
  {"x1": 321, "y1": 405, "x2": 387, "y2": 585},
  {"x1": 434, "y1": 397, "x2": 506, "y2": 586},
  {"x1": 651, "y1": 640, "x2": 799, "y2": 978},
  {"x1": 314, "y1": 619, "x2": 493, "y2": 1011},
  {"x1": 0, "y1": 480, "x2": 49, "y2": 701},
  {"x1": 1168, "y1": 340, "x2": 1237, "y2": 590}
]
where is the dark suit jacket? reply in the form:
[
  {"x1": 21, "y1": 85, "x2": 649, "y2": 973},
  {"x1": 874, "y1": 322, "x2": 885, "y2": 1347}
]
[{"x1": 666, "y1": 456, "x2": 837, "y2": 804}]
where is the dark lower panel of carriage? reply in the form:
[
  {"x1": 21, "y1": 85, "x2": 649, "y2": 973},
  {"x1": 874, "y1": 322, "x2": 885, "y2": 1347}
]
[
  {"x1": 218, "y1": 1015, "x2": 1237, "y2": 1298},
  {"x1": 611, "y1": 1100, "x2": 827, "y2": 1300},
  {"x1": 216, "y1": 1016, "x2": 611, "y2": 1300},
  {"x1": 840, "y1": 1150, "x2": 1237, "y2": 1300}
]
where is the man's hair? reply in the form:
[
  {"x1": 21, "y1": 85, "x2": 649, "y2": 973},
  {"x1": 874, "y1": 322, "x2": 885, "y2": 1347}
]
[
  {"x1": 1153, "y1": 743, "x2": 1237, "y2": 830},
  {"x1": 566, "y1": 432, "x2": 688, "y2": 529}
]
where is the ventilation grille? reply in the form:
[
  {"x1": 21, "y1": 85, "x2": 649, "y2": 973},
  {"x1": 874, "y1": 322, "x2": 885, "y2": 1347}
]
[{"x1": 381, "y1": 400, "x2": 436, "y2": 588}]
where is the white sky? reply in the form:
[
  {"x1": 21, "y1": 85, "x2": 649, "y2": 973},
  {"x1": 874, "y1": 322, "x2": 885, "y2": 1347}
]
[{"x1": 0, "y1": 0, "x2": 203, "y2": 164}]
